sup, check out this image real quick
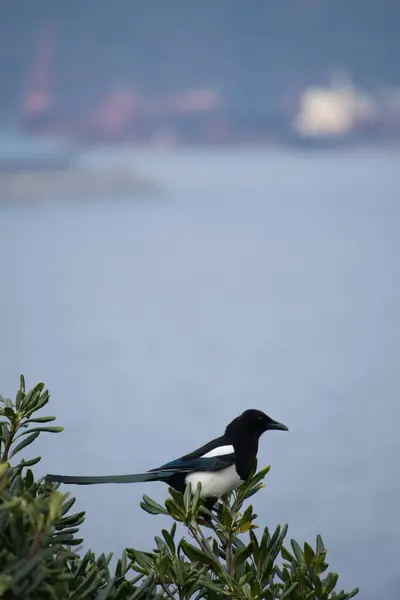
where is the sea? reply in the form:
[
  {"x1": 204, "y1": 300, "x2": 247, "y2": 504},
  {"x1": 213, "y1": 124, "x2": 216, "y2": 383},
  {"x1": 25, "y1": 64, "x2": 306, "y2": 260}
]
[{"x1": 0, "y1": 145, "x2": 399, "y2": 599}]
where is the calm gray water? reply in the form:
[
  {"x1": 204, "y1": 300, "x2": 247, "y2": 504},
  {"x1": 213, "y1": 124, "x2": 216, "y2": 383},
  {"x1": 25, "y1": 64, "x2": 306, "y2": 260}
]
[{"x1": 1, "y1": 148, "x2": 399, "y2": 599}]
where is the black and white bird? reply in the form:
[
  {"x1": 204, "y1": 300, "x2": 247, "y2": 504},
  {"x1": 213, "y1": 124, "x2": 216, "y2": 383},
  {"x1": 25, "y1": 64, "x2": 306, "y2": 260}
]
[{"x1": 46, "y1": 409, "x2": 288, "y2": 507}]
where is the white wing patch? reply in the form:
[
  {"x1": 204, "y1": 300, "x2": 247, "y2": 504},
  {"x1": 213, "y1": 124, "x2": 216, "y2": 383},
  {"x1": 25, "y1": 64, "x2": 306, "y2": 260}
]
[
  {"x1": 186, "y1": 444, "x2": 238, "y2": 498},
  {"x1": 201, "y1": 445, "x2": 234, "y2": 458},
  {"x1": 186, "y1": 465, "x2": 242, "y2": 498}
]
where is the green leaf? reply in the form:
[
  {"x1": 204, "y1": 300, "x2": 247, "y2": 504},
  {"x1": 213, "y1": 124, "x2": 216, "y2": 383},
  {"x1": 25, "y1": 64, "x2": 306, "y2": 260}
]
[
  {"x1": 10, "y1": 474, "x2": 22, "y2": 495},
  {"x1": 0, "y1": 574, "x2": 12, "y2": 596},
  {"x1": 237, "y1": 504, "x2": 254, "y2": 533},
  {"x1": 0, "y1": 462, "x2": 10, "y2": 477},
  {"x1": 325, "y1": 572, "x2": 339, "y2": 594},
  {"x1": 170, "y1": 521, "x2": 177, "y2": 538},
  {"x1": 266, "y1": 525, "x2": 287, "y2": 566},
  {"x1": 334, "y1": 588, "x2": 360, "y2": 600},
  {"x1": 168, "y1": 486, "x2": 185, "y2": 509},
  {"x1": 281, "y1": 581, "x2": 299, "y2": 599},
  {"x1": 9, "y1": 431, "x2": 40, "y2": 458},
  {"x1": 140, "y1": 502, "x2": 161, "y2": 516},
  {"x1": 22, "y1": 383, "x2": 45, "y2": 412},
  {"x1": 290, "y1": 560, "x2": 297, "y2": 579},
  {"x1": 115, "y1": 549, "x2": 128, "y2": 578},
  {"x1": 141, "y1": 495, "x2": 169, "y2": 515},
  {"x1": 249, "y1": 465, "x2": 271, "y2": 487},
  {"x1": 20, "y1": 456, "x2": 41, "y2": 467},
  {"x1": 304, "y1": 542, "x2": 316, "y2": 565},
  {"x1": 243, "y1": 483, "x2": 265, "y2": 499},
  {"x1": 181, "y1": 540, "x2": 219, "y2": 568},
  {"x1": 221, "y1": 503, "x2": 233, "y2": 529},
  {"x1": 25, "y1": 468, "x2": 34, "y2": 488},
  {"x1": 309, "y1": 566, "x2": 323, "y2": 595},
  {"x1": 3, "y1": 397, "x2": 13, "y2": 409},
  {"x1": 191, "y1": 481, "x2": 202, "y2": 515},
  {"x1": 183, "y1": 482, "x2": 193, "y2": 513},
  {"x1": 74, "y1": 550, "x2": 93, "y2": 579},
  {"x1": 198, "y1": 576, "x2": 227, "y2": 595},
  {"x1": 315, "y1": 547, "x2": 328, "y2": 575},
  {"x1": 239, "y1": 571, "x2": 256, "y2": 587},
  {"x1": 162, "y1": 528, "x2": 176, "y2": 555},
  {"x1": 57, "y1": 511, "x2": 86, "y2": 527},
  {"x1": 290, "y1": 539, "x2": 305, "y2": 564},
  {"x1": 157, "y1": 554, "x2": 169, "y2": 579},
  {"x1": 13, "y1": 550, "x2": 56, "y2": 586},
  {"x1": 16, "y1": 391, "x2": 24, "y2": 411},
  {"x1": 53, "y1": 526, "x2": 80, "y2": 536},
  {"x1": 60, "y1": 497, "x2": 77, "y2": 516},
  {"x1": 154, "y1": 535, "x2": 166, "y2": 552},
  {"x1": 130, "y1": 573, "x2": 155, "y2": 600},
  {"x1": 316, "y1": 534, "x2": 325, "y2": 554},
  {"x1": 69, "y1": 568, "x2": 100, "y2": 599},
  {"x1": 48, "y1": 490, "x2": 67, "y2": 522},
  {"x1": 261, "y1": 587, "x2": 275, "y2": 600},
  {"x1": 15, "y1": 426, "x2": 64, "y2": 438},
  {"x1": 54, "y1": 536, "x2": 84, "y2": 546},
  {"x1": 130, "y1": 550, "x2": 154, "y2": 573},
  {"x1": 165, "y1": 499, "x2": 185, "y2": 521},
  {"x1": 234, "y1": 543, "x2": 253, "y2": 568},
  {"x1": 25, "y1": 390, "x2": 50, "y2": 417},
  {"x1": 25, "y1": 416, "x2": 56, "y2": 424},
  {"x1": 4, "y1": 407, "x2": 15, "y2": 421},
  {"x1": 94, "y1": 579, "x2": 114, "y2": 600},
  {"x1": 251, "y1": 577, "x2": 261, "y2": 598},
  {"x1": 280, "y1": 566, "x2": 291, "y2": 583}
]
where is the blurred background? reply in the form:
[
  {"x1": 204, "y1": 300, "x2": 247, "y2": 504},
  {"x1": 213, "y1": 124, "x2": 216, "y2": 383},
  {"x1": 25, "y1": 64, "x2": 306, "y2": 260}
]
[{"x1": 0, "y1": 2, "x2": 399, "y2": 598}]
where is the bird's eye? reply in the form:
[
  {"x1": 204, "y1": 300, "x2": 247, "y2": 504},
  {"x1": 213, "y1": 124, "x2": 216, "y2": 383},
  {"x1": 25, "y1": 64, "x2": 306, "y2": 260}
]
[{"x1": 257, "y1": 415, "x2": 264, "y2": 420}]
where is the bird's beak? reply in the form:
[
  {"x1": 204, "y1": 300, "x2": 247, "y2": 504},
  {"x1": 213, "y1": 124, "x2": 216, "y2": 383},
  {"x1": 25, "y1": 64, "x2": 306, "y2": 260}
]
[{"x1": 268, "y1": 419, "x2": 288, "y2": 431}]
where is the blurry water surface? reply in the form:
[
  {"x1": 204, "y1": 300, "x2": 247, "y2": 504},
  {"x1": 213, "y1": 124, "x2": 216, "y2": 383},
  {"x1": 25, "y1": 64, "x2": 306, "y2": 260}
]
[{"x1": 1, "y1": 148, "x2": 399, "y2": 599}]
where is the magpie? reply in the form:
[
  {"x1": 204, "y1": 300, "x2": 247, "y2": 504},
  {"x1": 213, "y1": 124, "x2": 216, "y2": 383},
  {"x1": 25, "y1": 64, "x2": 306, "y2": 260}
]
[{"x1": 45, "y1": 409, "x2": 288, "y2": 507}]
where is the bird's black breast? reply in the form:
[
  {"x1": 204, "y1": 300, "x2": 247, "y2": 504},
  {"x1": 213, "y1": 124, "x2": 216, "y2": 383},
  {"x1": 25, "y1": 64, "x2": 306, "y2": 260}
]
[{"x1": 232, "y1": 437, "x2": 259, "y2": 481}]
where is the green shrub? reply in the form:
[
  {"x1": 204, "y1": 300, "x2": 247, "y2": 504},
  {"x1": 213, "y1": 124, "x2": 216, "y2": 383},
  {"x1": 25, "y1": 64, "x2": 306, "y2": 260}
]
[{"x1": 0, "y1": 376, "x2": 359, "y2": 600}]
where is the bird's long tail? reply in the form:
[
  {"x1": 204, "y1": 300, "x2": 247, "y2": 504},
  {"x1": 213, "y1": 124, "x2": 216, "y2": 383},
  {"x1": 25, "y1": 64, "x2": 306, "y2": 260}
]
[{"x1": 45, "y1": 471, "x2": 165, "y2": 486}]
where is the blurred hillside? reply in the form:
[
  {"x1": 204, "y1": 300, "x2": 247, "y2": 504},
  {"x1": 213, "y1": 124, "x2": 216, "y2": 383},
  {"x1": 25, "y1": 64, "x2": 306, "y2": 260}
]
[{"x1": 1, "y1": 0, "x2": 399, "y2": 144}]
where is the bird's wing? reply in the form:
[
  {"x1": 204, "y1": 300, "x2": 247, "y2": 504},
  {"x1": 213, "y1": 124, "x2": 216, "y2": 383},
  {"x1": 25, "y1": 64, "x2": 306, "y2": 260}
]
[{"x1": 150, "y1": 436, "x2": 235, "y2": 474}]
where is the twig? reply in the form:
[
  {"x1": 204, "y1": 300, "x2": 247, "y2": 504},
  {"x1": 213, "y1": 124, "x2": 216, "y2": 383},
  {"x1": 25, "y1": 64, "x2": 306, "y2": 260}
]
[
  {"x1": 1, "y1": 430, "x2": 14, "y2": 463},
  {"x1": 189, "y1": 523, "x2": 215, "y2": 560},
  {"x1": 159, "y1": 580, "x2": 176, "y2": 600},
  {"x1": 1, "y1": 414, "x2": 22, "y2": 463},
  {"x1": 225, "y1": 535, "x2": 234, "y2": 577},
  {"x1": 28, "y1": 530, "x2": 44, "y2": 559}
]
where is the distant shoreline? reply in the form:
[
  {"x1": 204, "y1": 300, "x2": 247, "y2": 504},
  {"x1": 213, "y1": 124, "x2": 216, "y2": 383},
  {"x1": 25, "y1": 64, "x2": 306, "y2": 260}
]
[
  {"x1": 82, "y1": 138, "x2": 400, "y2": 154},
  {"x1": 0, "y1": 166, "x2": 160, "y2": 201}
]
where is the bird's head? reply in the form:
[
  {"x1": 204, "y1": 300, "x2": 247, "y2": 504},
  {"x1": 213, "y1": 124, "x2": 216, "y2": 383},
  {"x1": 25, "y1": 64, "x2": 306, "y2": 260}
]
[{"x1": 225, "y1": 409, "x2": 288, "y2": 440}]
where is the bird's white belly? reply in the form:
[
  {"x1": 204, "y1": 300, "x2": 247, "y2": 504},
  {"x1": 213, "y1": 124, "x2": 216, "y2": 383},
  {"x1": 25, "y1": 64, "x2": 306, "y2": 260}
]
[{"x1": 185, "y1": 465, "x2": 242, "y2": 498}]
